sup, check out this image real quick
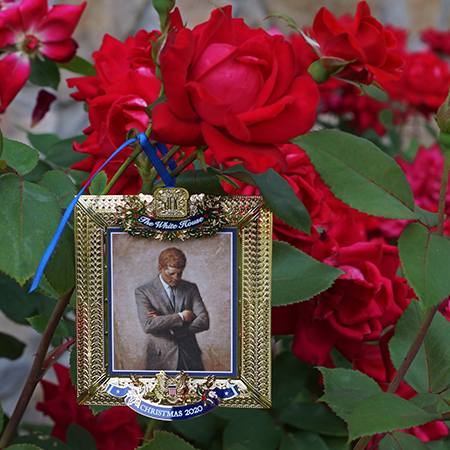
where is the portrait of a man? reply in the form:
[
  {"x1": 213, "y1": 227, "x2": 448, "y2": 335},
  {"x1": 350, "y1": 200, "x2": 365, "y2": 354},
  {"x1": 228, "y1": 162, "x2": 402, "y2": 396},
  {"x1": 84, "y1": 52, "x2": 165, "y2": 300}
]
[
  {"x1": 108, "y1": 229, "x2": 236, "y2": 376},
  {"x1": 134, "y1": 247, "x2": 209, "y2": 371}
]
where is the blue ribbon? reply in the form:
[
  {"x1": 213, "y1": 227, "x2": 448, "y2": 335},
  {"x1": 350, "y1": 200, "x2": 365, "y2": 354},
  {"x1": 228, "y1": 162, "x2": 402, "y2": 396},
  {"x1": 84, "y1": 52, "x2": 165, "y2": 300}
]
[
  {"x1": 29, "y1": 133, "x2": 178, "y2": 293},
  {"x1": 139, "y1": 134, "x2": 176, "y2": 188}
]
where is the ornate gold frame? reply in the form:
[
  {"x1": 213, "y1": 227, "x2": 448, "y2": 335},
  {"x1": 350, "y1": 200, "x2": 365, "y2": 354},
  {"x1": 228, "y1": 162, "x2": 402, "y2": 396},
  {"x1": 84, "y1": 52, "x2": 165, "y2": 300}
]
[{"x1": 74, "y1": 194, "x2": 272, "y2": 410}]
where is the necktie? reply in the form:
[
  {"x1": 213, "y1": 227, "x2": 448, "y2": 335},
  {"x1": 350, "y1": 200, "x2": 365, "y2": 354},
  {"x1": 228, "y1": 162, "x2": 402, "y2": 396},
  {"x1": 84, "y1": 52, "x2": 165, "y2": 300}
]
[{"x1": 168, "y1": 286, "x2": 175, "y2": 310}]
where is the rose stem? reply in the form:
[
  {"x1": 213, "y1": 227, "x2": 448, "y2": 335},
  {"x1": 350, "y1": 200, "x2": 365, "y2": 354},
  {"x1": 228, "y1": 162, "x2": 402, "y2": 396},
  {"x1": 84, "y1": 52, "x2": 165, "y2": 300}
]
[
  {"x1": 0, "y1": 288, "x2": 75, "y2": 449},
  {"x1": 139, "y1": 145, "x2": 181, "y2": 194},
  {"x1": 101, "y1": 145, "x2": 144, "y2": 195},
  {"x1": 353, "y1": 152, "x2": 450, "y2": 450}
]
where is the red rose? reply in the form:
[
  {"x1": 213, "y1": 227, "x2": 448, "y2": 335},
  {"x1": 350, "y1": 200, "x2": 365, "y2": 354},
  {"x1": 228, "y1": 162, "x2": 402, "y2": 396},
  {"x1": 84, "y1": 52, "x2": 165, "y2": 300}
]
[
  {"x1": 37, "y1": 364, "x2": 142, "y2": 450},
  {"x1": 421, "y1": 28, "x2": 450, "y2": 57},
  {"x1": 381, "y1": 51, "x2": 450, "y2": 117},
  {"x1": 152, "y1": 6, "x2": 320, "y2": 174},
  {"x1": 221, "y1": 143, "x2": 331, "y2": 253},
  {"x1": 282, "y1": 212, "x2": 412, "y2": 365},
  {"x1": 311, "y1": 1, "x2": 404, "y2": 84},
  {"x1": 68, "y1": 31, "x2": 162, "y2": 194}
]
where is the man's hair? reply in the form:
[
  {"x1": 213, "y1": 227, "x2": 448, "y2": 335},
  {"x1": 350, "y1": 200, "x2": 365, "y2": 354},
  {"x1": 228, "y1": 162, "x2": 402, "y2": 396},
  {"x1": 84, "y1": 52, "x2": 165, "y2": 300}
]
[{"x1": 158, "y1": 247, "x2": 186, "y2": 269}]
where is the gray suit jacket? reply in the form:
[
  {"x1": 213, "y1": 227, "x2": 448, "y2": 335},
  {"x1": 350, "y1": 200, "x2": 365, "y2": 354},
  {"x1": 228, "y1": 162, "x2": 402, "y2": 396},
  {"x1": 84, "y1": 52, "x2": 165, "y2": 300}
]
[{"x1": 135, "y1": 276, "x2": 209, "y2": 371}]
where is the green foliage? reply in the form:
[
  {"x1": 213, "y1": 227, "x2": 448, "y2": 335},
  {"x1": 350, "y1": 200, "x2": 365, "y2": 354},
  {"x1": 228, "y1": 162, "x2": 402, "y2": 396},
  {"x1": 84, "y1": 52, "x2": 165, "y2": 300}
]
[
  {"x1": 414, "y1": 205, "x2": 439, "y2": 229},
  {"x1": 29, "y1": 56, "x2": 60, "y2": 89},
  {"x1": 389, "y1": 299, "x2": 450, "y2": 393},
  {"x1": 0, "y1": 174, "x2": 61, "y2": 285},
  {"x1": 171, "y1": 413, "x2": 216, "y2": 445},
  {"x1": 142, "y1": 431, "x2": 198, "y2": 449},
  {"x1": 39, "y1": 135, "x2": 87, "y2": 169},
  {"x1": 293, "y1": 130, "x2": 418, "y2": 220},
  {"x1": 279, "y1": 431, "x2": 331, "y2": 450},
  {"x1": 223, "y1": 410, "x2": 283, "y2": 450},
  {"x1": 66, "y1": 423, "x2": 97, "y2": 450},
  {"x1": 175, "y1": 167, "x2": 227, "y2": 195},
  {"x1": 0, "y1": 273, "x2": 55, "y2": 324},
  {"x1": 398, "y1": 223, "x2": 450, "y2": 309},
  {"x1": 225, "y1": 165, "x2": 312, "y2": 234},
  {"x1": 0, "y1": 332, "x2": 25, "y2": 360},
  {"x1": 2, "y1": 139, "x2": 39, "y2": 176},
  {"x1": 279, "y1": 403, "x2": 348, "y2": 437},
  {"x1": 0, "y1": 400, "x2": 3, "y2": 434},
  {"x1": 319, "y1": 368, "x2": 382, "y2": 420},
  {"x1": 347, "y1": 393, "x2": 440, "y2": 441},
  {"x1": 272, "y1": 241, "x2": 343, "y2": 306},
  {"x1": 58, "y1": 55, "x2": 97, "y2": 76},
  {"x1": 26, "y1": 314, "x2": 69, "y2": 338},
  {"x1": 88, "y1": 170, "x2": 108, "y2": 195},
  {"x1": 12, "y1": 435, "x2": 69, "y2": 450},
  {"x1": 41, "y1": 171, "x2": 77, "y2": 209},
  {"x1": 4, "y1": 445, "x2": 45, "y2": 450},
  {"x1": 378, "y1": 432, "x2": 430, "y2": 450},
  {"x1": 272, "y1": 351, "x2": 312, "y2": 408}
]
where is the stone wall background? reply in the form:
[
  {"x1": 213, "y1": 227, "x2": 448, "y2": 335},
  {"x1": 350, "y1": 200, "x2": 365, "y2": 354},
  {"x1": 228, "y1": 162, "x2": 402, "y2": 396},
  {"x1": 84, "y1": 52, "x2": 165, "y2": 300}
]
[{"x1": 2, "y1": 0, "x2": 450, "y2": 425}]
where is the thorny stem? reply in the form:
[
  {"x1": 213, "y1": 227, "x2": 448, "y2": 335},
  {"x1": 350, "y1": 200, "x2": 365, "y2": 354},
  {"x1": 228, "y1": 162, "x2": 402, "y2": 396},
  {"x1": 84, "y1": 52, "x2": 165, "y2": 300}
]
[
  {"x1": 354, "y1": 150, "x2": 450, "y2": 450},
  {"x1": 101, "y1": 144, "x2": 143, "y2": 195},
  {"x1": 0, "y1": 288, "x2": 75, "y2": 449}
]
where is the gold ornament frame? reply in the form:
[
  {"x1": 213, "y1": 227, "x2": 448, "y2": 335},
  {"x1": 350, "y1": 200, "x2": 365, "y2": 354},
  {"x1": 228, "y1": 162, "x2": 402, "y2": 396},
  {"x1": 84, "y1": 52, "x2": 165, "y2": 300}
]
[{"x1": 74, "y1": 194, "x2": 272, "y2": 410}]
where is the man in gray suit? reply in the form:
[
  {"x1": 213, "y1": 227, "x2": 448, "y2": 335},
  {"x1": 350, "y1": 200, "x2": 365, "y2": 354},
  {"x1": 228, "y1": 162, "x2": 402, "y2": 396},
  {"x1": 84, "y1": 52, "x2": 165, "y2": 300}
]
[{"x1": 135, "y1": 247, "x2": 209, "y2": 371}]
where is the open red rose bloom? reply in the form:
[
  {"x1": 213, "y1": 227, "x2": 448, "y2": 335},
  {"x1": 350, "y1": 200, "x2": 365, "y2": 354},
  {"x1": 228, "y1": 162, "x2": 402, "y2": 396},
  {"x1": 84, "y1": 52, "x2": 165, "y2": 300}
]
[
  {"x1": 152, "y1": 6, "x2": 320, "y2": 173},
  {"x1": 311, "y1": 1, "x2": 404, "y2": 84}
]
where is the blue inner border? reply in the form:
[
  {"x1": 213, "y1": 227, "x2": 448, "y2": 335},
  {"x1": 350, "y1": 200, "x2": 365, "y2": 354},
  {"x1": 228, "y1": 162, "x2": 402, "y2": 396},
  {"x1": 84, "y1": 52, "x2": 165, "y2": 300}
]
[{"x1": 107, "y1": 227, "x2": 238, "y2": 378}]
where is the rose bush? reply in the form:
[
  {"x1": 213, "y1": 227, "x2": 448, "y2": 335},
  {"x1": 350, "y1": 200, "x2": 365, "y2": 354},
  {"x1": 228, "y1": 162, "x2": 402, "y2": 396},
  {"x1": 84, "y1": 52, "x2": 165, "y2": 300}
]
[{"x1": 151, "y1": 6, "x2": 320, "y2": 174}]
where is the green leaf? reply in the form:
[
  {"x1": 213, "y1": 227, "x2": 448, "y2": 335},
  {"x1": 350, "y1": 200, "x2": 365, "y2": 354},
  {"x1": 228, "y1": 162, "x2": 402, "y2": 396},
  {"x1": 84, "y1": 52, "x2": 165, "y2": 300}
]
[
  {"x1": 389, "y1": 299, "x2": 450, "y2": 393},
  {"x1": 22, "y1": 161, "x2": 53, "y2": 183},
  {"x1": 0, "y1": 128, "x2": 3, "y2": 157},
  {"x1": 4, "y1": 445, "x2": 45, "y2": 450},
  {"x1": 265, "y1": 12, "x2": 301, "y2": 33},
  {"x1": 279, "y1": 403, "x2": 348, "y2": 437},
  {"x1": 171, "y1": 412, "x2": 216, "y2": 445},
  {"x1": 26, "y1": 132, "x2": 60, "y2": 154},
  {"x1": 363, "y1": 84, "x2": 389, "y2": 102},
  {"x1": 175, "y1": 168, "x2": 227, "y2": 195},
  {"x1": 272, "y1": 241, "x2": 343, "y2": 306},
  {"x1": 403, "y1": 137, "x2": 421, "y2": 163},
  {"x1": 2, "y1": 138, "x2": 39, "y2": 176},
  {"x1": 44, "y1": 136, "x2": 87, "y2": 169},
  {"x1": 43, "y1": 224, "x2": 74, "y2": 295},
  {"x1": 88, "y1": 405, "x2": 112, "y2": 415},
  {"x1": 29, "y1": 56, "x2": 60, "y2": 89},
  {"x1": 398, "y1": 223, "x2": 450, "y2": 309},
  {"x1": 415, "y1": 205, "x2": 439, "y2": 229},
  {"x1": 347, "y1": 393, "x2": 440, "y2": 441},
  {"x1": 293, "y1": 130, "x2": 418, "y2": 220},
  {"x1": 378, "y1": 431, "x2": 430, "y2": 450},
  {"x1": 319, "y1": 368, "x2": 382, "y2": 420},
  {"x1": 88, "y1": 170, "x2": 107, "y2": 195},
  {"x1": 272, "y1": 351, "x2": 312, "y2": 408},
  {"x1": 0, "y1": 174, "x2": 62, "y2": 285},
  {"x1": 58, "y1": 55, "x2": 96, "y2": 76},
  {"x1": 0, "y1": 332, "x2": 25, "y2": 359},
  {"x1": 409, "y1": 393, "x2": 443, "y2": 414},
  {"x1": 223, "y1": 410, "x2": 283, "y2": 450},
  {"x1": 12, "y1": 435, "x2": 70, "y2": 450},
  {"x1": 66, "y1": 423, "x2": 97, "y2": 450},
  {"x1": 41, "y1": 171, "x2": 77, "y2": 209},
  {"x1": 27, "y1": 314, "x2": 69, "y2": 338},
  {"x1": 280, "y1": 431, "x2": 330, "y2": 450},
  {"x1": 143, "y1": 431, "x2": 198, "y2": 449},
  {"x1": 0, "y1": 272, "x2": 55, "y2": 324},
  {"x1": 252, "y1": 169, "x2": 311, "y2": 234},
  {"x1": 69, "y1": 343, "x2": 77, "y2": 388},
  {"x1": 224, "y1": 165, "x2": 312, "y2": 234}
]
